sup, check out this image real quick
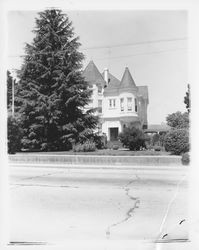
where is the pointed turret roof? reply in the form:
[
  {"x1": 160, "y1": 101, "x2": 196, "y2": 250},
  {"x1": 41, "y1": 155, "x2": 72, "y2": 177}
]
[
  {"x1": 120, "y1": 67, "x2": 137, "y2": 91},
  {"x1": 83, "y1": 60, "x2": 106, "y2": 87}
]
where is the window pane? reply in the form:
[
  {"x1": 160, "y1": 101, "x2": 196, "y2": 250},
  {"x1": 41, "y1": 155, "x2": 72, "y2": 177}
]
[
  {"x1": 113, "y1": 99, "x2": 116, "y2": 107},
  {"x1": 127, "y1": 97, "x2": 132, "y2": 111},
  {"x1": 120, "y1": 98, "x2": 124, "y2": 111},
  {"x1": 135, "y1": 98, "x2": 138, "y2": 112}
]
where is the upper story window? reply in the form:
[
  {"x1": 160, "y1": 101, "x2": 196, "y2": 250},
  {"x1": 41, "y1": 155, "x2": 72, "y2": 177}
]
[
  {"x1": 127, "y1": 97, "x2": 132, "y2": 111},
  {"x1": 120, "y1": 98, "x2": 124, "y2": 111},
  {"x1": 135, "y1": 98, "x2": 138, "y2": 112},
  {"x1": 113, "y1": 99, "x2": 116, "y2": 107},
  {"x1": 109, "y1": 99, "x2": 116, "y2": 108}
]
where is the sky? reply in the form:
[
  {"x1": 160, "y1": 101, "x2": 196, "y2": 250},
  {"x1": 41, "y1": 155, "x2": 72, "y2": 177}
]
[{"x1": 7, "y1": 10, "x2": 188, "y2": 124}]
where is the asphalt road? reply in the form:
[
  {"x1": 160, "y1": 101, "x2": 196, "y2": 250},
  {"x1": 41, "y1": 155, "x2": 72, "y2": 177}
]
[{"x1": 9, "y1": 165, "x2": 188, "y2": 248}]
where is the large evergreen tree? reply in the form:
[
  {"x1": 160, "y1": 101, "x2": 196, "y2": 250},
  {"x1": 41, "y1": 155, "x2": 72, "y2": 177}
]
[{"x1": 17, "y1": 9, "x2": 98, "y2": 151}]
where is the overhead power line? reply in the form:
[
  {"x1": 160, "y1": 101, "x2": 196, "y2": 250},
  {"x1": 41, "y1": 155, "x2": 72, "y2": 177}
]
[
  {"x1": 93, "y1": 47, "x2": 187, "y2": 61},
  {"x1": 80, "y1": 37, "x2": 187, "y2": 50},
  {"x1": 8, "y1": 37, "x2": 187, "y2": 58}
]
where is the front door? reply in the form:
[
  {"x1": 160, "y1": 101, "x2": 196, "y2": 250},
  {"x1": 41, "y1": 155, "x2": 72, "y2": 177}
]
[{"x1": 109, "y1": 127, "x2": 119, "y2": 141}]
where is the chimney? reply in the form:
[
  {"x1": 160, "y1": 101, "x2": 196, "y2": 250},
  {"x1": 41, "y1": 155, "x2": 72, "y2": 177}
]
[{"x1": 104, "y1": 68, "x2": 109, "y2": 85}]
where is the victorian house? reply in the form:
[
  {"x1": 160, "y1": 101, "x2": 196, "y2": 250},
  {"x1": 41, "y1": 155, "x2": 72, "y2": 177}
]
[{"x1": 83, "y1": 60, "x2": 149, "y2": 141}]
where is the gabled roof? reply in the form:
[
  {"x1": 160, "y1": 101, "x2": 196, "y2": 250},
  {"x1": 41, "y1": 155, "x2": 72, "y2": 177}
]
[
  {"x1": 138, "y1": 86, "x2": 149, "y2": 103},
  {"x1": 82, "y1": 60, "x2": 106, "y2": 87},
  {"x1": 120, "y1": 67, "x2": 137, "y2": 90}
]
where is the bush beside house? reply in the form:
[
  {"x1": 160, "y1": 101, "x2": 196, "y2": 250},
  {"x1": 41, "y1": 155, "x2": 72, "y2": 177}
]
[
  {"x1": 73, "y1": 141, "x2": 96, "y2": 152},
  {"x1": 181, "y1": 152, "x2": 190, "y2": 165},
  {"x1": 164, "y1": 129, "x2": 189, "y2": 155},
  {"x1": 119, "y1": 127, "x2": 146, "y2": 151}
]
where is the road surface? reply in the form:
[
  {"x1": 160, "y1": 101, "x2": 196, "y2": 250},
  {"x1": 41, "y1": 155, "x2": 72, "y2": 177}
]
[{"x1": 9, "y1": 164, "x2": 188, "y2": 248}]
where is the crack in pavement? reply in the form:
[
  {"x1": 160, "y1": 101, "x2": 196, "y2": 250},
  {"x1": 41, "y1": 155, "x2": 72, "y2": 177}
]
[
  {"x1": 10, "y1": 171, "x2": 66, "y2": 189},
  {"x1": 106, "y1": 175, "x2": 140, "y2": 239},
  {"x1": 10, "y1": 183, "x2": 79, "y2": 189},
  {"x1": 17, "y1": 170, "x2": 65, "y2": 181}
]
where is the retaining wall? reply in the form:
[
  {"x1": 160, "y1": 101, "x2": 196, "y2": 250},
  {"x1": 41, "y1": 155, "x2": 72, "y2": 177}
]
[{"x1": 9, "y1": 154, "x2": 182, "y2": 166}]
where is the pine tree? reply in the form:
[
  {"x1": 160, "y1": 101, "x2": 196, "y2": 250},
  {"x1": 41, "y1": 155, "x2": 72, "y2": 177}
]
[{"x1": 17, "y1": 9, "x2": 98, "y2": 151}]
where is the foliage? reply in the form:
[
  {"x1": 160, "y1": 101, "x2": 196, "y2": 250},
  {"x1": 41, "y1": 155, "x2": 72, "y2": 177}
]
[
  {"x1": 181, "y1": 152, "x2": 190, "y2": 165},
  {"x1": 119, "y1": 127, "x2": 146, "y2": 151},
  {"x1": 152, "y1": 133, "x2": 160, "y2": 145},
  {"x1": 153, "y1": 145, "x2": 162, "y2": 151},
  {"x1": 166, "y1": 111, "x2": 189, "y2": 129},
  {"x1": 91, "y1": 133, "x2": 107, "y2": 149},
  {"x1": 73, "y1": 141, "x2": 96, "y2": 152},
  {"x1": 7, "y1": 70, "x2": 13, "y2": 109},
  {"x1": 164, "y1": 129, "x2": 189, "y2": 155},
  {"x1": 7, "y1": 115, "x2": 23, "y2": 154},
  {"x1": 16, "y1": 9, "x2": 98, "y2": 151},
  {"x1": 184, "y1": 84, "x2": 190, "y2": 113},
  {"x1": 112, "y1": 144, "x2": 119, "y2": 150}
]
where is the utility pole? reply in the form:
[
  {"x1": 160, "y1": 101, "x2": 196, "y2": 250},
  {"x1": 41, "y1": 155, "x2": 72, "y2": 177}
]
[{"x1": 10, "y1": 70, "x2": 15, "y2": 117}]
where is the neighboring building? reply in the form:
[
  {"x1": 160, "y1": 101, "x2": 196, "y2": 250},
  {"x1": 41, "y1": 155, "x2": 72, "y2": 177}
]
[
  {"x1": 83, "y1": 60, "x2": 149, "y2": 141},
  {"x1": 144, "y1": 124, "x2": 170, "y2": 135}
]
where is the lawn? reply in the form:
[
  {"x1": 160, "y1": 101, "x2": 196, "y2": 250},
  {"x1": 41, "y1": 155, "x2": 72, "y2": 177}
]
[{"x1": 18, "y1": 149, "x2": 170, "y2": 156}]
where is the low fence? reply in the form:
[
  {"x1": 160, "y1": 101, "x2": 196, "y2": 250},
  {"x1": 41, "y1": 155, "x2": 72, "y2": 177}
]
[{"x1": 9, "y1": 154, "x2": 182, "y2": 166}]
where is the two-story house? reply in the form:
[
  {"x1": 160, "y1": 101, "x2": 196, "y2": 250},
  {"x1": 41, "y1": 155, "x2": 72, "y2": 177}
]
[{"x1": 83, "y1": 60, "x2": 149, "y2": 141}]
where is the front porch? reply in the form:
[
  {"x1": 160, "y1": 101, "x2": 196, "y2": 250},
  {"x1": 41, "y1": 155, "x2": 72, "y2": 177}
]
[{"x1": 102, "y1": 117, "x2": 142, "y2": 141}]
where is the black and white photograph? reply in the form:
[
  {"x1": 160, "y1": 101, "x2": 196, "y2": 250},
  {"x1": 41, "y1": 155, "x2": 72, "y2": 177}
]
[{"x1": 1, "y1": 0, "x2": 199, "y2": 250}]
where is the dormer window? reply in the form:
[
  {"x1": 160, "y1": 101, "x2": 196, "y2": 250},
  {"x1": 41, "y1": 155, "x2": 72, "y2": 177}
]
[
  {"x1": 127, "y1": 97, "x2": 132, "y2": 111},
  {"x1": 98, "y1": 86, "x2": 102, "y2": 94}
]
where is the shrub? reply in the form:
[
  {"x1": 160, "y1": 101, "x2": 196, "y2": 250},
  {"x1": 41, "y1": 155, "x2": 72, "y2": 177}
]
[
  {"x1": 119, "y1": 127, "x2": 146, "y2": 151},
  {"x1": 7, "y1": 115, "x2": 23, "y2": 154},
  {"x1": 112, "y1": 144, "x2": 119, "y2": 150},
  {"x1": 164, "y1": 129, "x2": 189, "y2": 155},
  {"x1": 152, "y1": 133, "x2": 160, "y2": 146},
  {"x1": 73, "y1": 141, "x2": 96, "y2": 152},
  {"x1": 146, "y1": 144, "x2": 154, "y2": 151},
  {"x1": 181, "y1": 152, "x2": 190, "y2": 165},
  {"x1": 92, "y1": 133, "x2": 107, "y2": 149},
  {"x1": 153, "y1": 145, "x2": 162, "y2": 151}
]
